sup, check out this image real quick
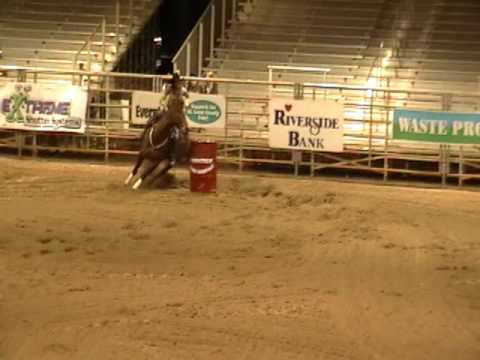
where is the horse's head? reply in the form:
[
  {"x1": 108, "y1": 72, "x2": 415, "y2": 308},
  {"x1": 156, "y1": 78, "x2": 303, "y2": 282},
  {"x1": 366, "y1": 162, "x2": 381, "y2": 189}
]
[{"x1": 169, "y1": 72, "x2": 183, "y2": 91}]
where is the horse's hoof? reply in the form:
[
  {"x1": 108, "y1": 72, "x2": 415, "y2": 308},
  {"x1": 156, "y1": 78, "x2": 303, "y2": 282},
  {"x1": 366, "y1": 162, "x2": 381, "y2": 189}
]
[
  {"x1": 124, "y1": 173, "x2": 134, "y2": 185},
  {"x1": 132, "y1": 179, "x2": 143, "y2": 190}
]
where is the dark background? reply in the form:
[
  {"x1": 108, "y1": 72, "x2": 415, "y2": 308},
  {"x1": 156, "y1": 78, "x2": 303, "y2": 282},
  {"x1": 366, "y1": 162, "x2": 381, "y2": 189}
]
[{"x1": 115, "y1": 0, "x2": 210, "y2": 74}]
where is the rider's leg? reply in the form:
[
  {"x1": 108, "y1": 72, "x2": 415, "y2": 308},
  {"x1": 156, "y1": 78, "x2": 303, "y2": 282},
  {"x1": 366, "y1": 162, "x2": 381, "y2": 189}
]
[{"x1": 168, "y1": 127, "x2": 180, "y2": 166}]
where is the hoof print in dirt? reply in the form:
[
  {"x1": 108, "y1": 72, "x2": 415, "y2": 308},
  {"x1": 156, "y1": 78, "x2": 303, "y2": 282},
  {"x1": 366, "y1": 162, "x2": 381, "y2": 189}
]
[
  {"x1": 128, "y1": 232, "x2": 150, "y2": 241},
  {"x1": 383, "y1": 243, "x2": 396, "y2": 249},
  {"x1": 81, "y1": 226, "x2": 92, "y2": 234},
  {"x1": 39, "y1": 248, "x2": 53, "y2": 256},
  {"x1": 37, "y1": 236, "x2": 54, "y2": 245}
]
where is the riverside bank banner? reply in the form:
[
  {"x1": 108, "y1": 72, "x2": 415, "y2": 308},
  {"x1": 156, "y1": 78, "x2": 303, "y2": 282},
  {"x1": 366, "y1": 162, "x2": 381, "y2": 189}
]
[
  {"x1": 0, "y1": 83, "x2": 87, "y2": 133},
  {"x1": 393, "y1": 108, "x2": 480, "y2": 144},
  {"x1": 269, "y1": 98, "x2": 344, "y2": 152},
  {"x1": 131, "y1": 91, "x2": 226, "y2": 129}
]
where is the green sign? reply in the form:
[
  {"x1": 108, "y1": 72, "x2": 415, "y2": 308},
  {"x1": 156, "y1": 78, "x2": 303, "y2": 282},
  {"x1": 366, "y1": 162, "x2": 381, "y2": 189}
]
[
  {"x1": 393, "y1": 108, "x2": 480, "y2": 144},
  {"x1": 186, "y1": 100, "x2": 222, "y2": 125}
]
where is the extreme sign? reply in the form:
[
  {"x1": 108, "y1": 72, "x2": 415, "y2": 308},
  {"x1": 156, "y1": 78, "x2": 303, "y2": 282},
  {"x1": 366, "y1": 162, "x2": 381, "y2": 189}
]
[
  {"x1": 0, "y1": 83, "x2": 87, "y2": 133},
  {"x1": 393, "y1": 108, "x2": 480, "y2": 144},
  {"x1": 269, "y1": 98, "x2": 344, "y2": 152}
]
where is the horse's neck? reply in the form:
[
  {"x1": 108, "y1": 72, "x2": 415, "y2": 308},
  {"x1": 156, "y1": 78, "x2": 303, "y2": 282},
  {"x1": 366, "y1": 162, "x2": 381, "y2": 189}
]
[
  {"x1": 170, "y1": 104, "x2": 184, "y2": 113},
  {"x1": 148, "y1": 117, "x2": 171, "y2": 147},
  {"x1": 165, "y1": 108, "x2": 183, "y2": 121},
  {"x1": 167, "y1": 98, "x2": 184, "y2": 112}
]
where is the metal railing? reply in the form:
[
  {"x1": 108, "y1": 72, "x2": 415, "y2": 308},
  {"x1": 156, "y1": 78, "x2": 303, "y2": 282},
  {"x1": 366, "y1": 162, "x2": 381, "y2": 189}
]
[
  {"x1": 172, "y1": 0, "x2": 254, "y2": 76},
  {"x1": 2, "y1": 65, "x2": 480, "y2": 186},
  {"x1": 71, "y1": 0, "x2": 136, "y2": 73},
  {"x1": 72, "y1": 18, "x2": 107, "y2": 72}
]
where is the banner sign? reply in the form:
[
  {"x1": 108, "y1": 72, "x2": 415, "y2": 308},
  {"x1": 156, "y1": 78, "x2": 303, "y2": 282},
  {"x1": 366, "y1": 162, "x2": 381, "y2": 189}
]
[
  {"x1": 186, "y1": 93, "x2": 226, "y2": 129},
  {"x1": 0, "y1": 83, "x2": 87, "y2": 133},
  {"x1": 269, "y1": 98, "x2": 344, "y2": 152},
  {"x1": 131, "y1": 91, "x2": 226, "y2": 129},
  {"x1": 393, "y1": 108, "x2": 480, "y2": 144},
  {"x1": 131, "y1": 90, "x2": 162, "y2": 125}
]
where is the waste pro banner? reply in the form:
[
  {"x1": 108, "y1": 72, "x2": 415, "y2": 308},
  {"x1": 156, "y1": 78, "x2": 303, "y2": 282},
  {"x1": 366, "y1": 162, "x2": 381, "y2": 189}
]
[
  {"x1": 393, "y1": 108, "x2": 480, "y2": 144},
  {"x1": 0, "y1": 83, "x2": 87, "y2": 133},
  {"x1": 269, "y1": 98, "x2": 344, "y2": 152},
  {"x1": 131, "y1": 91, "x2": 226, "y2": 129}
]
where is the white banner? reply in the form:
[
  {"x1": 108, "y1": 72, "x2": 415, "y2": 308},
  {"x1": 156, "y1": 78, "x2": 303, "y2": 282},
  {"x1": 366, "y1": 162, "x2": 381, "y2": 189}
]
[
  {"x1": 186, "y1": 93, "x2": 226, "y2": 129},
  {"x1": 131, "y1": 90, "x2": 162, "y2": 125},
  {"x1": 0, "y1": 83, "x2": 87, "y2": 133},
  {"x1": 130, "y1": 91, "x2": 226, "y2": 129},
  {"x1": 269, "y1": 98, "x2": 344, "y2": 152}
]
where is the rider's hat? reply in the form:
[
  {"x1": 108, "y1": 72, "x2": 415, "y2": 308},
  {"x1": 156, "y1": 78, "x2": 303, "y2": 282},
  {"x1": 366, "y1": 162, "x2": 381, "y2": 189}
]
[{"x1": 169, "y1": 71, "x2": 181, "y2": 84}]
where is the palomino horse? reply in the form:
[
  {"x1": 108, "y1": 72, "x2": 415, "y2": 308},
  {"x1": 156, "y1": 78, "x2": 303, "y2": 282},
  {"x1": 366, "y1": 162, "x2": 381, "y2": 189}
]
[{"x1": 124, "y1": 107, "x2": 190, "y2": 190}]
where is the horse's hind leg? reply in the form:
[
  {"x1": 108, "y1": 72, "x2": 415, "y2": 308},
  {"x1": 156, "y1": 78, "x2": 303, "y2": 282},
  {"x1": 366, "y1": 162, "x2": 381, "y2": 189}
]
[
  {"x1": 125, "y1": 152, "x2": 145, "y2": 185},
  {"x1": 132, "y1": 159, "x2": 159, "y2": 190},
  {"x1": 156, "y1": 159, "x2": 172, "y2": 178}
]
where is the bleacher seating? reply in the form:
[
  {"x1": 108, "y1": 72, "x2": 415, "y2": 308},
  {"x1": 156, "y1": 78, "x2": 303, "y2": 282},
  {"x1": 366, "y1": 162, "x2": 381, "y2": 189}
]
[
  {"x1": 206, "y1": 0, "x2": 480, "y2": 96},
  {"x1": 0, "y1": 0, "x2": 161, "y2": 81}
]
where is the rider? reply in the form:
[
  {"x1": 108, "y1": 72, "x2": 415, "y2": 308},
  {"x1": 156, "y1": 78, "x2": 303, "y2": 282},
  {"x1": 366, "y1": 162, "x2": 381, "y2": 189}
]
[
  {"x1": 144, "y1": 72, "x2": 189, "y2": 166},
  {"x1": 145, "y1": 72, "x2": 188, "y2": 128}
]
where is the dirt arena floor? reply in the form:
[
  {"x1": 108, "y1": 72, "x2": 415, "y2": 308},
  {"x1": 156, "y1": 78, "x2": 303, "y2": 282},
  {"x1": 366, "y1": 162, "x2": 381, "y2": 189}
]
[{"x1": 0, "y1": 155, "x2": 479, "y2": 360}]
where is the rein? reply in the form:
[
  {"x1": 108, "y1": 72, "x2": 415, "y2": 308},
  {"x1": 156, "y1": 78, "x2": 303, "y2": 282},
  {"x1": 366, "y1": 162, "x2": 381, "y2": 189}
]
[{"x1": 149, "y1": 127, "x2": 169, "y2": 150}]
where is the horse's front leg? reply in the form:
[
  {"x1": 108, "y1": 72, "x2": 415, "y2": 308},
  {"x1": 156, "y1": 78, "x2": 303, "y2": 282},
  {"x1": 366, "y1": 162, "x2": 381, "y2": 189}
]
[
  {"x1": 132, "y1": 159, "x2": 161, "y2": 190},
  {"x1": 125, "y1": 152, "x2": 145, "y2": 185},
  {"x1": 133, "y1": 159, "x2": 172, "y2": 190}
]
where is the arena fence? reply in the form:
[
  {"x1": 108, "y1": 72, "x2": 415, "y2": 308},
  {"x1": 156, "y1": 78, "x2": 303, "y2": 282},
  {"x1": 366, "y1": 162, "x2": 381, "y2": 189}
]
[{"x1": 1, "y1": 65, "x2": 480, "y2": 187}]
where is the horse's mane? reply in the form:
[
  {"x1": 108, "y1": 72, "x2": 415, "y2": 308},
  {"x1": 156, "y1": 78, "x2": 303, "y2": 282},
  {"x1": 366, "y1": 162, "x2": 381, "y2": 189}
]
[
  {"x1": 149, "y1": 106, "x2": 182, "y2": 134},
  {"x1": 151, "y1": 111, "x2": 172, "y2": 134}
]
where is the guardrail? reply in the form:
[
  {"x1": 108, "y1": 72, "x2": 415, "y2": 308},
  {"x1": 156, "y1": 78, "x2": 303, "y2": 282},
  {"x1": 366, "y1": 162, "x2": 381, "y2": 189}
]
[{"x1": 1, "y1": 65, "x2": 480, "y2": 186}]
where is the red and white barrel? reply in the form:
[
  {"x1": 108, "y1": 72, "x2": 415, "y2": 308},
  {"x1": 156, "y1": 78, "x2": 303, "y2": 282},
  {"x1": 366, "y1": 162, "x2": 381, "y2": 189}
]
[{"x1": 190, "y1": 141, "x2": 217, "y2": 193}]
